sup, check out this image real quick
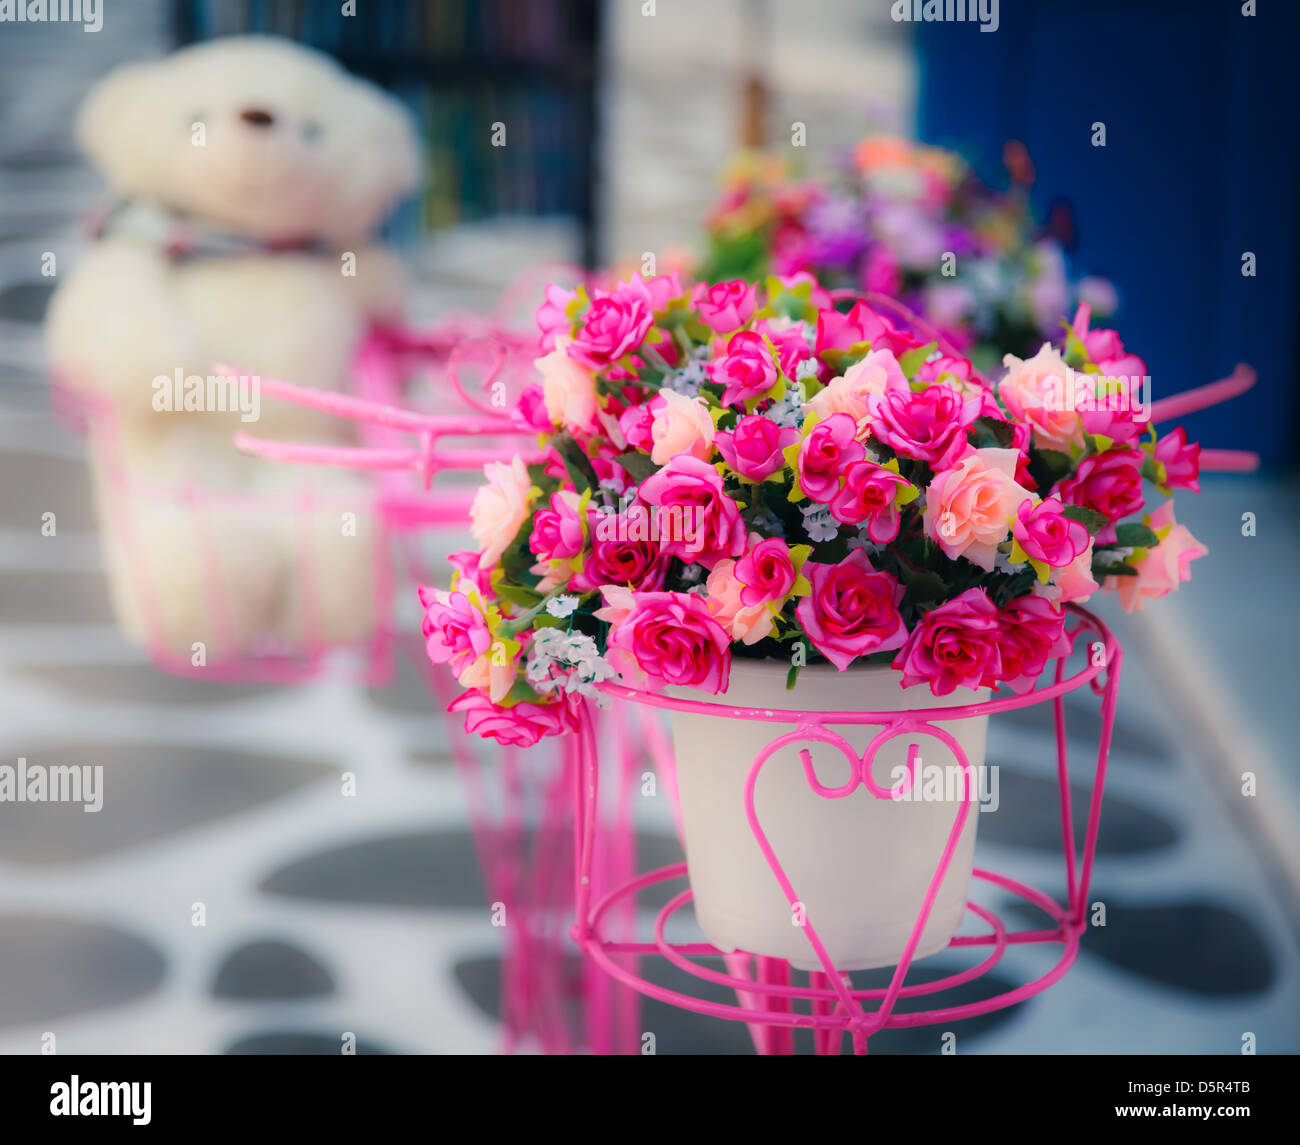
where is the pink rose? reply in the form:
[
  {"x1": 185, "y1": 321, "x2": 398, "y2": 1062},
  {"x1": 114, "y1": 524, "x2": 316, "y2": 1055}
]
[
  {"x1": 449, "y1": 549, "x2": 494, "y2": 598},
  {"x1": 1104, "y1": 501, "x2": 1207, "y2": 612},
  {"x1": 604, "y1": 589, "x2": 732, "y2": 693},
  {"x1": 418, "y1": 586, "x2": 491, "y2": 677},
  {"x1": 622, "y1": 271, "x2": 685, "y2": 314},
  {"x1": 815, "y1": 300, "x2": 917, "y2": 358},
  {"x1": 573, "y1": 511, "x2": 669, "y2": 592},
  {"x1": 776, "y1": 271, "x2": 833, "y2": 309},
  {"x1": 924, "y1": 447, "x2": 1034, "y2": 571},
  {"x1": 797, "y1": 412, "x2": 866, "y2": 502},
  {"x1": 535, "y1": 283, "x2": 575, "y2": 352},
  {"x1": 637, "y1": 454, "x2": 746, "y2": 564},
  {"x1": 691, "y1": 279, "x2": 757, "y2": 333},
  {"x1": 867, "y1": 376, "x2": 980, "y2": 468},
  {"x1": 708, "y1": 330, "x2": 779, "y2": 408},
  {"x1": 705, "y1": 560, "x2": 775, "y2": 644},
  {"x1": 529, "y1": 489, "x2": 586, "y2": 562},
  {"x1": 471, "y1": 456, "x2": 535, "y2": 569},
  {"x1": 753, "y1": 316, "x2": 813, "y2": 376},
  {"x1": 1153, "y1": 426, "x2": 1201, "y2": 492},
  {"x1": 997, "y1": 595, "x2": 1071, "y2": 693},
  {"x1": 735, "y1": 535, "x2": 797, "y2": 606},
  {"x1": 512, "y1": 384, "x2": 553, "y2": 433},
  {"x1": 997, "y1": 344, "x2": 1084, "y2": 453},
  {"x1": 1055, "y1": 446, "x2": 1146, "y2": 527},
  {"x1": 618, "y1": 395, "x2": 658, "y2": 453},
  {"x1": 892, "y1": 587, "x2": 1002, "y2": 696},
  {"x1": 1012, "y1": 496, "x2": 1090, "y2": 568},
  {"x1": 568, "y1": 291, "x2": 653, "y2": 370},
  {"x1": 650, "y1": 389, "x2": 716, "y2": 464},
  {"x1": 450, "y1": 689, "x2": 575, "y2": 748},
  {"x1": 795, "y1": 550, "x2": 907, "y2": 670},
  {"x1": 715, "y1": 415, "x2": 798, "y2": 482},
  {"x1": 829, "y1": 459, "x2": 911, "y2": 541},
  {"x1": 806, "y1": 348, "x2": 907, "y2": 434}
]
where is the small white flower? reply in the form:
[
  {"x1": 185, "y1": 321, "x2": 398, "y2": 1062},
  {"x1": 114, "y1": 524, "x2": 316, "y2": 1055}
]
[
  {"x1": 801, "y1": 503, "x2": 839, "y2": 543},
  {"x1": 664, "y1": 358, "x2": 708, "y2": 398},
  {"x1": 546, "y1": 594, "x2": 580, "y2": 619},
  {"x1": 848, "y1": 528, "x2": 883, "y2": 555},
  {"x1": 993, "y1": 549, "x2": 1028, "y2": 574},
  {"x1": 1094, "y1": 546, "x2": 1134, "y2": 567},
  {"x1": 677, "y1": 564, "x2": 704, "y2": 585},
  {"x1": 795, "y1": 357, "x2": 820, "y2": 382}
]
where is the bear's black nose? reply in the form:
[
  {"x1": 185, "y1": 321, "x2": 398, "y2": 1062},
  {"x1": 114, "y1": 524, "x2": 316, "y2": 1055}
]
[{"x1": 239, "y1": 108, "x2": 275, "y2": 128}]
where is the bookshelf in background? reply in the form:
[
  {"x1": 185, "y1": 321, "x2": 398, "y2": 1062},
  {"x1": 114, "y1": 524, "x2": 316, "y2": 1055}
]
[{"x1": 174, "y1": 0, "x2": 602, "y2": 266}]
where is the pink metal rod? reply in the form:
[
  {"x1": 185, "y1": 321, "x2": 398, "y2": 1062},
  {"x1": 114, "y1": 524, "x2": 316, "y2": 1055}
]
[
  {"x1": 215, "y1": 361, "x2": 520, "y2": 437},
  {"x1": 1149, "y1": 362, "x2": 1256, "y2": 424},
  {"x1": 1200, "y1": 448, "x2": 1260, "y2": 473}
]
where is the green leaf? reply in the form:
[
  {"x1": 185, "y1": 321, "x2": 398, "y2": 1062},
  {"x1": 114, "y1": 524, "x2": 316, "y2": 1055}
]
[
  {"x1": 494, "y1": 582, "x2": 545, "y2": 609},
  {"x1": 786, "y1": 660, "x2": 801, "y2": 691},
  {"x1": 1096, "y1": 563, "x2": 1138, "y2": 578},
  {"x1": 974, "y1": 416, "x2": 1015, "y2": 450},
  {"x1": 898, "y1": 341, "x2": 938, "y2": 378},
  {"x1": 1113, "y1": 522, "x2": 1160, "y2": 549},
  {"x1": 1036, "y1": 449, "x2": 1074, "y2": 480},
  {"x1": 1061, "y1": 504, "x2": 1110, "y2": 533},
  {"x1": 553, "y1": 432, "x2": 599, "y2": 494},
  {"x1": 613, "y1": 450, "x2": 658, "y2": 485}
]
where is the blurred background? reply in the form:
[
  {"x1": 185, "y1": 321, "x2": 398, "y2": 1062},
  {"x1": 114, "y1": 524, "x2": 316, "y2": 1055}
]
[{"x1": 0, "y1": 0, "x2": 1297, "y2": 1054}]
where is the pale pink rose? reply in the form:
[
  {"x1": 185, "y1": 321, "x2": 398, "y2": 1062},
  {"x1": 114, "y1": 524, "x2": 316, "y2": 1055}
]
[
  {"x1": 705, "y1": 559, "x2": 775, "y2": 645},
  {"x1": 997, "y1": 343, "x2": 1085, "y2": 453},
  {"x1": 924, "y1": 448, "x2": 1034, "y2": 571},
  {"x1": 471, "y1": 456, "x2": 535, "y2": 569},
  {"x1": 1034, "y1": 542, "x2": 1098, "y2": 604},
  {"x1": 806, "y1": 349, "x2": 907, "y2": 435},
  {"x1": 1104, "y1": 501, "x2": 1207, "y2": 612},
  {"x1": 535, "y1": 340, "x2": 598, "y2": 432},
  {"x1": 593, "y1": 584, "x2": 637, "y2": 628},
  {"x1": 650, "y1": 389, "x2": 716, "y2": 465}
]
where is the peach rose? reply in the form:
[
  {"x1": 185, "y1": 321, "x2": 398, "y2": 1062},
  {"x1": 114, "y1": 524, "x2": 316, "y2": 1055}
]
[
  {"x1": 705, "y1": 559, "x2": 775, "y2": 645},
  {"x1": 924, "y1": 447, "x2": 1034, "y2": 571},
  {"x1": 651, "y1": 389, "x2": 715, "y2": 465},
  {"x1": 997, "y1": 343, "x2": 1086, "y2": 453},
  {"x1": 458, "y1": 647, "x2": 516, "y2": 703},
  {"x1": 471, "y1": 456, "x2": 535, "y2": 569},
  {"x1": 806, "y1": 348, "x2": 906, "y2": 437},
  {"x1": 535, "y1": 338, "x2": 598, "y2": 433}
]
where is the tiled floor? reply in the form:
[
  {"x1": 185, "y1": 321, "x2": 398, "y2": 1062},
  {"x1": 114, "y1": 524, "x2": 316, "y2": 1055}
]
[{"x1": 0, "y1": 3, "x2": 1296, "y2": 1055}]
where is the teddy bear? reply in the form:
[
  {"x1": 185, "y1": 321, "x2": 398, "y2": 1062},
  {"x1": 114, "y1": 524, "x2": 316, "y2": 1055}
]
[{"x1": 44, "y1": 36, "x2": 420, "y2": 667}]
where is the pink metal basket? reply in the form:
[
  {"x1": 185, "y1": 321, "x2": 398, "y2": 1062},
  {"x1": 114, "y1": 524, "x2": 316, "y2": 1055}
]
[{"x1": 567, "y1": 605, "x2": 1123, "y2": 1055}]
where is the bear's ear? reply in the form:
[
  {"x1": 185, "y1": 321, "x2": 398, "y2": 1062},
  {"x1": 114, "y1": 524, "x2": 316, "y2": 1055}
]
[
  {"x1": 75, "y1": 61, "x2": 159, "y2": 192},
  {"x1": 330, "y1": 79, "x2": 421, "y2": 238}
]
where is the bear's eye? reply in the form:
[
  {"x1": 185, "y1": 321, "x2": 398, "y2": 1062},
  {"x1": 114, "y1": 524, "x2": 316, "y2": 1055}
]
[{"x1": 301, "y1": 121, "x2": 323, "y2": 143}]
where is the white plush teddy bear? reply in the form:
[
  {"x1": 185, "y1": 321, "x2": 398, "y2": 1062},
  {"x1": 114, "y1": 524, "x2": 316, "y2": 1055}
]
[{"x1": 45, "y1": 36, "x2": 420, "y2": 666}]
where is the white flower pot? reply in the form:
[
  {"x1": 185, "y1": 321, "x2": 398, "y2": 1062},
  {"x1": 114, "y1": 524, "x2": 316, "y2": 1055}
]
[{"x1": 666, "y1": 660, "x2": 989, "y2": 971}]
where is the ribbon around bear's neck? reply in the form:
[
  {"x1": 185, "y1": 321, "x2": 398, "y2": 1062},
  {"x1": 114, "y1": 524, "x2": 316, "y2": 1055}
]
[{"x1": 87, "y1": 199, "x2": 333, "y2": 261}]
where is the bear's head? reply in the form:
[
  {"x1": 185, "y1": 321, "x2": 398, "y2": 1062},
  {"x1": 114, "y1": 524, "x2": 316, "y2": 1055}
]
[{"x1": 77, "y1": 36, "x2": 420, "y2": 246}]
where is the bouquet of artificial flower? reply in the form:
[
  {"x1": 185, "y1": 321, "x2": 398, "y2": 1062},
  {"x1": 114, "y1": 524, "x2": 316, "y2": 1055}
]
[
  {"x1": 423, "y1": 271, "x2": 1205, "y2": 747},
  {"x1": 699, "y1": 137, "x2": 1116, "y2": 369}
]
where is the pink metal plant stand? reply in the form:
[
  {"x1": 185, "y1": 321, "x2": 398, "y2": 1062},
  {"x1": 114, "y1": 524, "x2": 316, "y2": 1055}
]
[
  {"x1": 237, "y1": 325, "x2": 654, "y2": 1055},
  {"x1": 565, "y1": 605, "x2": 1122, "y2": 1055}
]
